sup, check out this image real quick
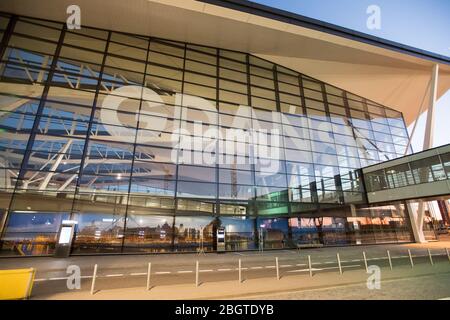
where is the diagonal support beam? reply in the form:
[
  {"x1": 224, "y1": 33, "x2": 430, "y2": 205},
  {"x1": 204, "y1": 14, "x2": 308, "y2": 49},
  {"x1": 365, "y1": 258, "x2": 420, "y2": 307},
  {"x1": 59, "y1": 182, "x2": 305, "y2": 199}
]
[
  {"x1": 406, "y1": 200, "x2": 427, "y2": 243},
  {"x1": 423, "y1": 64, "x2": 439, "y2": 150},
  {"x1": 38, "y1": 139, "x2": 73, "y2": 190}
]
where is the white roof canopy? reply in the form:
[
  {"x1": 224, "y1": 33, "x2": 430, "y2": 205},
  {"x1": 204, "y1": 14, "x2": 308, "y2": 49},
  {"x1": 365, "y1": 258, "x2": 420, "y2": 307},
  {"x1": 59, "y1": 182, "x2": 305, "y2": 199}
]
[{"x1": 2, "y1": 0, "x2": 450, "y2": 124}]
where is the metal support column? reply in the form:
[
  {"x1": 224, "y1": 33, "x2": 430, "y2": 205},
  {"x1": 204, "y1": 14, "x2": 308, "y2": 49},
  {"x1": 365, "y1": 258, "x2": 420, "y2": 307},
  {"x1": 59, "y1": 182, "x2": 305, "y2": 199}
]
[
  {"x1": 423, "y1": 64, "x2": 439, "y2": 151},
  {"x1": 406, "y1": 201, "x2": 427, "y2": 243},
  {"x1": 406, "y1": 64, "x2": 439, "y2": 244}
]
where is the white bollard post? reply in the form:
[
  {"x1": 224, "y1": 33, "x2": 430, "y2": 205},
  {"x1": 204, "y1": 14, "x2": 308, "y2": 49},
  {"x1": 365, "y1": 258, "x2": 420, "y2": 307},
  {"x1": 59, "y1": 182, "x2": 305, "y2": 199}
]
[
  {"x1": 195, "y1": 261, "x2": 199, "y2": 287},
  {"x1": 238, "y1": 259, "x2": 242, "y2": 284},
  {"x1": 146, "y1": 262, "x2": 152, "y2": 291},
  {"x1": 308, "y1": 255, "x2": 312, "y2": 277},
  {"x1": 276, "y1": 257, "x2": 280, "y2": 280},
  {"x1": 408, "y1": 249, "x2": 414, "y2": 268},
  {"x1": 446, "y1": 248, "x2": 450, "y2": 263},
  {"x1": 90, "y1": 264, "x2": 98, "y2": 295},
  {"x1": 362, "y1": 251, "x2": 368, "y2": 273},
  {"x1": 387, "y1": 250, "x2": 393, "y2": 270},
  {"x1": 337, "y1": 253, "x2": 342, "y2": 275},
  {"x1": 428, "y1": 249, "x2": 434, "y2": 266}
]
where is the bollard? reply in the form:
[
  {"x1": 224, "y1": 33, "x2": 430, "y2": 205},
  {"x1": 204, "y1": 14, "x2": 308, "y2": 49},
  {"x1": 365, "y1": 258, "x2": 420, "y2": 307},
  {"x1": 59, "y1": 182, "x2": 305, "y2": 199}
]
[
  {"x1": 336, "y1": 253, "x2": 342, "y2": 275},
  {"x1": 387, "y1": 250, "x2": 393, "y2": 270},
  {"x1": 408, "y1": 249, "x2": 414, "y2": 268},
  {"x1": 275, "y1": 257, "x2": 280, "y2": 280},
  {"x1": 428, "y1": 249, "x2": 434, "y2": 266},
  {"x1": 146, "y1": 262, "x2": 152, "y2": 291},
  {"x1": 90, "y1": 264, "x2": 98, "y2": 295},
  {"x1": 362, "y1": 251, "x2": 368, "y2": 273},
  {"x1": 447, "y1": 248, "x2": 450, "y2": 263},
  {"x1": 238, "y1": 259, "x2": 242, "y2": 284},
  {"x1": 308, "y1": 255, "x2": 312, "y2": 277},
  {"x1": 195, "y1": 261, "x2": 199, "y2": 287}
]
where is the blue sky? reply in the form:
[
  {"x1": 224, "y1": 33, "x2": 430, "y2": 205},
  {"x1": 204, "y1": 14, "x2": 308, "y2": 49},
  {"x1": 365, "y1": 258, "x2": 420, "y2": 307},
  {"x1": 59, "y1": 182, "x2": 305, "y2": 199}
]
[{"x1": 254, "y1": 0, "x2": 450, "y2": 151}]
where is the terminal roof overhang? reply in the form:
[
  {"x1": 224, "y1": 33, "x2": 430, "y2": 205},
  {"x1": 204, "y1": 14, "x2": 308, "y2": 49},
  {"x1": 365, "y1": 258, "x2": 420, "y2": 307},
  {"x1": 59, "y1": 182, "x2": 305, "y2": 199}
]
[{"x1": 1, "y1": 0, "x2": 450, "y2": 125}]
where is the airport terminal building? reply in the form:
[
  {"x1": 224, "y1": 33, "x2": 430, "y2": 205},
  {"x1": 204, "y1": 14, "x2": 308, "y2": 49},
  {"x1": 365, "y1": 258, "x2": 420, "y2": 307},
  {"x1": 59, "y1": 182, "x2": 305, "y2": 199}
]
[{"x1": 0, "y1": 0, "x2": 449, "y2": 256}]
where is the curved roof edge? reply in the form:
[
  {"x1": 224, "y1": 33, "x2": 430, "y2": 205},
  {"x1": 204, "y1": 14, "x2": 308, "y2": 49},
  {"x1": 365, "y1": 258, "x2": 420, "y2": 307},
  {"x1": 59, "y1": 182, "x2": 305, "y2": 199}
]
[{"x1": 199, "y1": 0, "x2": 450, "y2": 65}]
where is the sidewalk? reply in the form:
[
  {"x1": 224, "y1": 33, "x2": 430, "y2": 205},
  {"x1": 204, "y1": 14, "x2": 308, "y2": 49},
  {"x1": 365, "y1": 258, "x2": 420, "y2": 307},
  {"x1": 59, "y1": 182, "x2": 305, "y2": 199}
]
[{"x1": 35, "y1": 259, "x2": 450, "y2": 300}]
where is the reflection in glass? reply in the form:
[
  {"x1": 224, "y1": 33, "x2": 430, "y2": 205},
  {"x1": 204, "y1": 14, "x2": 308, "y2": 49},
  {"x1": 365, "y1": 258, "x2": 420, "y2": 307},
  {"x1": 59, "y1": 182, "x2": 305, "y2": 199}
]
[{"x1": 0, "y1": 13, "x2": 415, "y2": 255}]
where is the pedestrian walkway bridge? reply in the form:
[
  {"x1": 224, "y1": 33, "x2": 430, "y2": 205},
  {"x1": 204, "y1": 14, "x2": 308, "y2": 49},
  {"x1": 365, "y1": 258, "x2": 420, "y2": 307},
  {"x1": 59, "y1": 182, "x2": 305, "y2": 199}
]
[{"x1": 362, "y1": 144, "x2": 450, "y2": 204}]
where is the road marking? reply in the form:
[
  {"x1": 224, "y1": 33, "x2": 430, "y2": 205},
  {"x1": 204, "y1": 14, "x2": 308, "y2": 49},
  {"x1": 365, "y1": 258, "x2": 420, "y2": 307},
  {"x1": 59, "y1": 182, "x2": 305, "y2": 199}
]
[
  {"x1": 438, "y1": 297, "x2": 450, "y2": 300},
  {"x1": 280, "y1": 264, "x2": 292, "y2": 268},
  {"x1": 177, "y1": 270, "x2": 193, "y2": 274},
  {"x1": 105, "y1": 274, "x2": 123, "y2": 277},
  {"x1": 287, "y1": 268, "x2": 322, "y2": 273},
  {"x1": 296, "y1": 263, "x2": 307, "y2": 267},
  {"x1": 199, "y1": 269, "x2": 213, "y2": 273},
  {"x1": 251, "y1": 266, "x2": 263, "y2": 269},
  {"x1": 155, "y1": 271, "x2": 171, "y2": 275},
  {"x1": 217, "y1": 268, "x2": 231, "y2": 272},
  {"x1": 287, "y1": 264, "x2": 360, "y2": 273},
  {"x1": 234, "y1": 252, "x2": 246, "y2": 256},
  {"x1": 49, "y1": 277, "x2": 68, "y2": 281},
  {"x1": 130, "y1": 272, "x2": 147, "y2": 276},
  {"x1": 34, "y1": 278, "x2": 47, "y2": 282},
  {"x1": 321, "y1": 264, "x2": 360, "y2": 270}
]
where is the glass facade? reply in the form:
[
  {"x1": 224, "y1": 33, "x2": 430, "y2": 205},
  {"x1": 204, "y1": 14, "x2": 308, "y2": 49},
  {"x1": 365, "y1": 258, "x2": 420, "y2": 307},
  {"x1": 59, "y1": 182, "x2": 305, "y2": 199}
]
[{"x1": 0, "y1": 13, "x2": 413, "y2": 256}]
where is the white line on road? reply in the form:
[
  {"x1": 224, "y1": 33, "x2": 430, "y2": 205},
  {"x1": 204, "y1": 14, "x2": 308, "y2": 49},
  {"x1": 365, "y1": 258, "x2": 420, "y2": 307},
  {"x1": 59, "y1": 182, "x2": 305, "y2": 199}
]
[
  {"x1": 280, "y1": 265, "x2": 292, "y2": 268},
  {"x1": 287, "y1": 268, "x2": 322, "y2": 273},
  {"x1": 36, "y1": 275, "x2": 94, "y2": 282},
  {"x1": 130, "y1": 272, "x2": 147, "y2": 276},
  {"x1": 287, "y1": 264, "x2": 361, "y2": 273},
  {"x1": 177, "y1": 270, "x2": 193, "y2": 274},
  {"x1": 154, "y1": 271, "x2": 171, "y2": 275},
  {"x1": 105, "y1": 274, "x2": 123, "y2": 277},
  {"x1": 251, "y1": 266, "x2": 263, "y2": 269},
  {"x1": 217, "y1": 268, "x2": 231, "y2": 272},
  {"x1": 199, "y1": 269, "x2": 213, "y2": 273}
]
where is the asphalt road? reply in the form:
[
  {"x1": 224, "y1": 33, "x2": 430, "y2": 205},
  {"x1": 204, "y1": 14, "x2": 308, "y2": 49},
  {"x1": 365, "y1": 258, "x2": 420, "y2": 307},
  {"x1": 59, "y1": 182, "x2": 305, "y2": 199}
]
[
  {"x1": 1, "y1": 241, "x2": 449, "y2": 297},
  {"x1": 246, "y1": 272, "x2": 450, "y2": 300}
]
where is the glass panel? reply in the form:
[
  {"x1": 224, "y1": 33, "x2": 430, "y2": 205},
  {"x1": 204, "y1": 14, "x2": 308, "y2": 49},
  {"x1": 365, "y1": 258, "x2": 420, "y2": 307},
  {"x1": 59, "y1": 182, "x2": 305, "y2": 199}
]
[
  {"x1": 123, "y1": 214, "x2": 173, "y2": 253},
  {"x1": 173, "y1": 216, "x2": 216, "y2": 252},
  {"x1": 257, "y1": 217, "x2": 289, "y2": 249},
  {"x1": 1, "y1": 211, "x2": 69, "y2": 256}
]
